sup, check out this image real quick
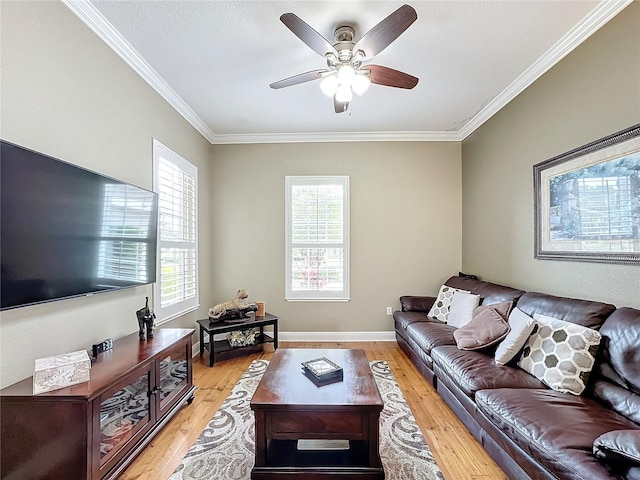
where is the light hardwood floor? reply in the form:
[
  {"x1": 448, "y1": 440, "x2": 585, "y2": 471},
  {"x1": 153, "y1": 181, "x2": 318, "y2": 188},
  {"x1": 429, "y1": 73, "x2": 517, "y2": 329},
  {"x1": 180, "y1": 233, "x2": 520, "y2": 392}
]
[{"x1": 118, "y1": 341, "x2": 508, "y2": 480}]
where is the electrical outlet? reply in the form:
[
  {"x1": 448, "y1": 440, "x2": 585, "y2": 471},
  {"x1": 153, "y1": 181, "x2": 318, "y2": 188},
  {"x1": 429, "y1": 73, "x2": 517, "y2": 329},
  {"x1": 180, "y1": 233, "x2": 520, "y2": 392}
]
[{"x1": 386, "y1": 307, "x2": 392, "y2": 315}]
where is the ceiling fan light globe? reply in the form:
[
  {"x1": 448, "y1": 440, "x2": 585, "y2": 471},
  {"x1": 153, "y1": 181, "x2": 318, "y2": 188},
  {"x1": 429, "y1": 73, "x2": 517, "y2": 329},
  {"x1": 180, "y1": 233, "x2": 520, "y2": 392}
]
[
  {"x1": 337, "y1": 65, "x2": 355, "y2": 84},
  {"x1": 335, "y1": 84, "x2": 352, "y2": 103},
  {"x1": 352, "y1": 74, "x2": 370, "y2": 95},
  {"x1": 320, "y1": 75, "x2": 339, "y2": 97}
]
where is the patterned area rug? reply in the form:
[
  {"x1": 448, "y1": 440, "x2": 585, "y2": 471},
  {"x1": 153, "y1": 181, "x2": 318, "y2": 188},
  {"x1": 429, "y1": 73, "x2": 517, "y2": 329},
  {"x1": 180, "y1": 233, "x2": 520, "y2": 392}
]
[{"x1": 169, "y1": 360, "x2": 444, "y2": 480}]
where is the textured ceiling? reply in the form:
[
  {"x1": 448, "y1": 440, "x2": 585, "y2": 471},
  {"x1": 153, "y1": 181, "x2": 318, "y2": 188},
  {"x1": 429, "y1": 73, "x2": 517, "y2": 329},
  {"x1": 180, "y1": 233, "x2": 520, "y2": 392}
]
[{"x1": 67, "y1": 1, "x2": 631, "y2": 143}]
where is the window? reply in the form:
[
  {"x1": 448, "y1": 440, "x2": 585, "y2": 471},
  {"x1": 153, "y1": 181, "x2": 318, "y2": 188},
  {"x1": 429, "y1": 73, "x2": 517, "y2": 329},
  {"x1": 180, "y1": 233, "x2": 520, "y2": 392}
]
[
  {"x1": 153, "y1": 139, "x2": 198, "y2": 322},
  {"x1": 285, "y1": 176, "x2": 349, "y2": 301}
]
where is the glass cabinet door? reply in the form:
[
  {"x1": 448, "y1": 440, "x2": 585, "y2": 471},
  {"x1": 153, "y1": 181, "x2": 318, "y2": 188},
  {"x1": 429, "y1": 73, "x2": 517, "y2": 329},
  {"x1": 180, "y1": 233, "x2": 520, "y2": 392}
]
[
  {"x1": 156, "y1": 339, "x2": 190, "y2": 417},
  {"x1": 97, "y1": 363, "x2": 153, "y2": 473}
]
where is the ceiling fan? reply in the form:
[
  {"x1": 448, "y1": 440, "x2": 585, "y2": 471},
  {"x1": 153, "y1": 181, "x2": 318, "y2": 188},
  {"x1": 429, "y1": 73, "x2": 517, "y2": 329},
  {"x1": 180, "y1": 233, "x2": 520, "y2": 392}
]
[{"x1": 270, "y1": 4, "x2": 419, "y2": 113}]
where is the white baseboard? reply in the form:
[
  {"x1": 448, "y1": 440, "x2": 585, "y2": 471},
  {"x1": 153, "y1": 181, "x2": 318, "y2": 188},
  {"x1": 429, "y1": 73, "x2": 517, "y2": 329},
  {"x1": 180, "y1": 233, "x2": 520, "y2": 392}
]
[{"x1": 192, "y1": 331, "x2": 396, "y2": 356}]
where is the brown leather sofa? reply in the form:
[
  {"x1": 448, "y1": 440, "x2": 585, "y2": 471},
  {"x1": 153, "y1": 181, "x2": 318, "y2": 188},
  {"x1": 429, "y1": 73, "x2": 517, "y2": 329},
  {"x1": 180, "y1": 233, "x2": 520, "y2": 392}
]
[{"x1": 394, "y1": 275, "x2": 640, "y2": 480}]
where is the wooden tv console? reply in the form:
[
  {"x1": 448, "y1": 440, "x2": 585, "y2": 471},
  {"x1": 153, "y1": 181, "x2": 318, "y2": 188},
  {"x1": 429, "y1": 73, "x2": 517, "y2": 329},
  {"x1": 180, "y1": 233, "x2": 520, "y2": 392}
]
[{"x1": 0, "y1": 328, "x2": 196, "y2": 480}]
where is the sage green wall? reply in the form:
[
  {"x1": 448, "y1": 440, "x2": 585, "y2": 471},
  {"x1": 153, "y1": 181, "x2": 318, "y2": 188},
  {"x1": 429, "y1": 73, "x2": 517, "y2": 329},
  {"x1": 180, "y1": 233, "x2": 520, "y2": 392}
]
[
  {"x1": 210, "y1": 142, "x2": 462, "y2": 333},
  {"x1": 0, "y1": 1, "x2": 212, "y2": 387},
  {"x1": 461, "y1": 2, "x2": 640, "y2": 309}
]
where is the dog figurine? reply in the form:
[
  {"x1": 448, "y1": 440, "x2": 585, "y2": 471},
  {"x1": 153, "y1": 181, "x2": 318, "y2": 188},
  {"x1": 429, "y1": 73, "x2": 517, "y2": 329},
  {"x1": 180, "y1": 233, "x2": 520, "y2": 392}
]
[{"x1": 136, "y1": 296, "x2": 156, "y2": 340}]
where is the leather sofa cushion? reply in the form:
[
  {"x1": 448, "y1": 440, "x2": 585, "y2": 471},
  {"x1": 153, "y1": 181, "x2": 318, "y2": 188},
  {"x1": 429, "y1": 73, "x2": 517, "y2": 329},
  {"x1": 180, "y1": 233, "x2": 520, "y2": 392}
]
[
  {"x1": 405, "y1": 321, "x2": 456, "y2": 356},
  {"x1": 443, "y1": 275, "x2": 525, "y2": 306},
  {"x1": 591, "y1": 307, "x2": 640, "y2": 424},
  {"x1": 394, "y1": 311, "x2": 431, "y2": 334},
  {"x1": 476, "y1": 388, "x2": 638, "y2": 479},
  {"x1": 406, "y1": 335, "x2": 435, "y2": 371},
  {"x1": 431, "y1": 346, "x2": 545, "y2": 397},
  {"x1": 516, "y1": 291, "x2": 615, "y2": 330},
  {"x1": 594, "y1": 429, "x2": 640, "y2": 463},
  {"x1": 593, "y1": 430, "x2": 640, "y2": 479},
  {"x1": 400, "y1": 295, "x2": 436, "y2": 313}
]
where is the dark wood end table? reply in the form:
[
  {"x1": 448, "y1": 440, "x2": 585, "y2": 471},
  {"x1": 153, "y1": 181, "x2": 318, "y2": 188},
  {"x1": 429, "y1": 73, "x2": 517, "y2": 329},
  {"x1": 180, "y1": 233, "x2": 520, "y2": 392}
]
[
  {"x1": 250, "y1": 348, "x2": 384, "y2": 479},
  {"x1": 197, "y1": 313, "x2": 278, "y2": 367}
]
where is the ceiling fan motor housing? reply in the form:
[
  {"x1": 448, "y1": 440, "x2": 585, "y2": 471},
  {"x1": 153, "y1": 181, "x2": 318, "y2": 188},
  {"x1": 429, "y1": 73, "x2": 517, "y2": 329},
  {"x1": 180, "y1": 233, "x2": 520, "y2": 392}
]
[
  {"x1": 334, "y1": 25, "x2": 355, "y2": 43},
  {"x1": 334, "y1": 25, "x2": 355, "y2": 61}
]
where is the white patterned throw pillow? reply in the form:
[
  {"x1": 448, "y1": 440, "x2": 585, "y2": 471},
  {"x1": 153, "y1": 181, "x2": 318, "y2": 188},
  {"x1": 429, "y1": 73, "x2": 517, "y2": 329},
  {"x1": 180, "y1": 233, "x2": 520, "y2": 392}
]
[
  {"x1": 427, "y1": 285, "x2": 470, "y2": 322},
  {"x1": 517, "y1": 314, "x2": 601, "y2": 395}
]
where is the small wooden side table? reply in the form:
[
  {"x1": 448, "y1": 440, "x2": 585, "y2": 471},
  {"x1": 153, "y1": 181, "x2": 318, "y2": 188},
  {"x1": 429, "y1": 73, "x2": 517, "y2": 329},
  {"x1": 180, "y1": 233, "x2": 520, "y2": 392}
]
[{"x1": 197, "y1": 313, "x2": 278, "y2": 367}]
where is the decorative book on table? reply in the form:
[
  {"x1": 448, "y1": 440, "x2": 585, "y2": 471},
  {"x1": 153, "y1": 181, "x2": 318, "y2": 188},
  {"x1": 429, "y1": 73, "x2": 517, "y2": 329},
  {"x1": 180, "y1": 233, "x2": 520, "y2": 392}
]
[
  {"x1": 301, "y1": 357, "x2": 343, "y2": 385},
  {"x1": 33, "y1": 350, "x2": 91, "y2": 394}
]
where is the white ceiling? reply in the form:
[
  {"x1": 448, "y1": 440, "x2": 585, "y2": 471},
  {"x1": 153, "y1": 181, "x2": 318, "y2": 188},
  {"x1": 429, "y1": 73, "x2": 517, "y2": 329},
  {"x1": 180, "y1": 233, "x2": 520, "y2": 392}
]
[{"x1": 66, "y1": 1, "x2": 631, "y2": 144}]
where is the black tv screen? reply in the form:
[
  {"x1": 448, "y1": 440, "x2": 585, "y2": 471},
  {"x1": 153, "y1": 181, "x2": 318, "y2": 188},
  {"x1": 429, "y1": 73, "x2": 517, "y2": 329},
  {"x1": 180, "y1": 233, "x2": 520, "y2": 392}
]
[{"x1": 1, "y1": 140, "x2": 158, "y2": 310}]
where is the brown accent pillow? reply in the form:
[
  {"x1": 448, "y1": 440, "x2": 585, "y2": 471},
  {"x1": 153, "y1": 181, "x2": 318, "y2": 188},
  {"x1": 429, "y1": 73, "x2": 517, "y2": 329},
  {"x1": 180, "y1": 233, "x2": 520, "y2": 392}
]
[
  {"x1": 478, "y1": 300, "x2": 513, "y2": 321},
  {"x1": 454, "y1": 301, "x2": 513, "y2": 351}
]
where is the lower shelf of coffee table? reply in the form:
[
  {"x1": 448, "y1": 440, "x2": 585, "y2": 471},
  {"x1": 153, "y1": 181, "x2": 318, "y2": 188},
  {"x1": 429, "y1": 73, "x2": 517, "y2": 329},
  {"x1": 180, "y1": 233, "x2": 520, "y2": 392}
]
[
  {"x1": 254, "y1": 438, "x2": 384, "y2": 479},
  {"x1": 266, "y1": 440, "x2": 369, "y2": 467}
]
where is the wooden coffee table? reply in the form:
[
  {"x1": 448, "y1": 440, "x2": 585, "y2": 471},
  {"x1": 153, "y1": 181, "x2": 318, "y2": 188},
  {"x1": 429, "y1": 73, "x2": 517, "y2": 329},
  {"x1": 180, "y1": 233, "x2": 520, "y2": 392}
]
[{"x1": 250, "y1": 349, "x2": 384, "y2": 479}]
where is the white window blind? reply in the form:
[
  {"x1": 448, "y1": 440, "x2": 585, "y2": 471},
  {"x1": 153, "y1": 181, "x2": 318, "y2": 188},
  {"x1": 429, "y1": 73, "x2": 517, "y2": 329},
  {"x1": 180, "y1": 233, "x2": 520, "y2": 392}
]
[
  {"x1": 153, "y1": 139, "x2": 199, "y2": 322},
  {"x1": 285, "y1": 176, "x2": 349, "y2": 301}
]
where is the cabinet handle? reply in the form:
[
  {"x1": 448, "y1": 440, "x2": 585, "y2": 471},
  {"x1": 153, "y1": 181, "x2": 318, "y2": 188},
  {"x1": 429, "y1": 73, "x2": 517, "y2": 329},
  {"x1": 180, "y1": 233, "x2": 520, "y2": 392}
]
[{"x1": 147, "y1": 386, "x2": 163, "y2": 397}]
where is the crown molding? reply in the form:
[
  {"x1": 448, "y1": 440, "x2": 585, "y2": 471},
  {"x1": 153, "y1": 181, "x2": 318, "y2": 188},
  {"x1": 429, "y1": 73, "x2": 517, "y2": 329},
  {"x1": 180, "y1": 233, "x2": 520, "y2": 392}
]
[
  {"x1": 458, "y1": 0, "x2": 633, "y2": 140},
  {"x1": 211, "y1": 130, "x2": 462, "y2": 144},
  {"x1": 65, "y1": 0, "x2": 631, "y2": 145}
]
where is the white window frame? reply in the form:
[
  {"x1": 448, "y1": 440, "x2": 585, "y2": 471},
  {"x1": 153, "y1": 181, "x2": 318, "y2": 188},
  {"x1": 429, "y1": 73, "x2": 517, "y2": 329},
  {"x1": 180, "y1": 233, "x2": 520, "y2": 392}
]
[
  {"x1": 153, "y1": 139, "x2": 199, "y2": 323},
  {"x1": 285, "y1": 175, "x2": 350, "y2": 301}
]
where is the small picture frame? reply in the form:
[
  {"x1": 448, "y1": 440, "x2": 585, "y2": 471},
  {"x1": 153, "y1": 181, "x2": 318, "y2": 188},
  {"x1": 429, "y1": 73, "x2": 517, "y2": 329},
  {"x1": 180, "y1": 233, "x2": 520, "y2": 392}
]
[
  {"x1": 302, "y1": 357, "x2": 342, "y2": 377},
  {"x1": 301, "y1": 357, "x2": 344, "y2": 385}
]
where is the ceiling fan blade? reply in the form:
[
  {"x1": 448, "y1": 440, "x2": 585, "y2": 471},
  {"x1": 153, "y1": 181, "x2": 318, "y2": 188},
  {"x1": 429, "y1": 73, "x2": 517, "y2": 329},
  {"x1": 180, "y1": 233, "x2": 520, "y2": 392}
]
[
  {"x1": 280, "y1": 13, "x2": 338, "y2": 58},
  {"x1": 334, "y1": 96, "x2": 349, "y2": 113},
  {"x1": 353, "y1": 4, "x2": 417, "y2": 60},
  {"x1": 366, "y1": 65, "x2": 418, "y2": 89},
  {"x1": 270, "y1": 69, "x2": 328, "y2": 89}
]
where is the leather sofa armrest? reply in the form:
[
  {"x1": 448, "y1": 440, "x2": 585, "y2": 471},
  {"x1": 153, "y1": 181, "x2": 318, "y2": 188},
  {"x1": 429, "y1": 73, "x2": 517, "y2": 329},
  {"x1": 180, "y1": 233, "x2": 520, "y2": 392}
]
[
  {"x1": 400, "y1": 296, "x2": 436, "y2": 313},
  {"x1": 594, "y1": 430, "x2": 640, "y2": 474}
]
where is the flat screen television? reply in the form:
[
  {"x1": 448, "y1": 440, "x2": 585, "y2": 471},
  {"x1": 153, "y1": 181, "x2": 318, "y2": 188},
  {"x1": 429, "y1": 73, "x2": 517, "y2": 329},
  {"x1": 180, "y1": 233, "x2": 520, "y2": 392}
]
[{"x1": 1, "y1": 140, "x2": 158, "y2": 310}]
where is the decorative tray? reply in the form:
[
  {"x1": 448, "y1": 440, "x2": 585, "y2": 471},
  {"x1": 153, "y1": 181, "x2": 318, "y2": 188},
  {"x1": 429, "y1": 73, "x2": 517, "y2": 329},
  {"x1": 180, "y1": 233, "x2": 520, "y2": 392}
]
[{"x1": 301, "y1": 357, "x2": 343, "y2": 385}]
